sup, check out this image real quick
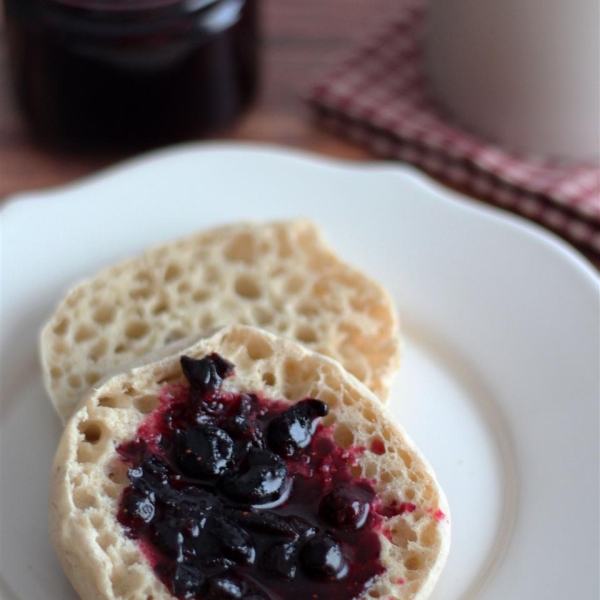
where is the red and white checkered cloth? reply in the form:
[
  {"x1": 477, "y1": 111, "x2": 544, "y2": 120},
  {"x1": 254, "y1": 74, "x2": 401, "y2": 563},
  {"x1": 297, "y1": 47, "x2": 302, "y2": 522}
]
[{"x1": 307, "y1": 2, "x2": 600, "y2": 255}]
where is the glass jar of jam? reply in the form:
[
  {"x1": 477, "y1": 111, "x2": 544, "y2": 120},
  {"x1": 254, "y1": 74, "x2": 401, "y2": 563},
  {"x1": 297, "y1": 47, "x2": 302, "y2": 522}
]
[{"x1": 4, "y1": 0, "x2": 259, "y2": 148}]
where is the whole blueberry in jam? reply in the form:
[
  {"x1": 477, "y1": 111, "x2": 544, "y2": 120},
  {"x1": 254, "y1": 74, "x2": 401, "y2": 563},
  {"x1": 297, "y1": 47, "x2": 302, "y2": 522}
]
[
  {"x1": 267, "y1": 399, "x2": 329, "y2": 458},
  {"x1": 175, "y1": 424, "x2": 234, "y2": 476},
  {"x1": 301, "y1": 533, "x2": 348, "y2": 580},
  {"x1": 261, "y1": 541, "x2": 298, "y2": 580},
  {"x1": 319, "y1": 483, "x2": 373, "y2": 530},
  {"x1": 171, "y1": 563, "x2": 205, "y2": 599},
  {"x1": 120, "y1": 487, "x2": 155, "y2": 529},
  {"x1": 204, "y1": 575, "x2": 269, "y2": 600},
  {"x1": 204, "y1": 576, "x2": 245, "y2": 600},
  {"x1": 214, "y1": 518, "x2": 256, "y2": 565},
  {"x1": 117, "y1": 354, "x2": 385, "y2": 600},
  {"x1": 180, "y1": 353, "x2": 233, "y2": 395},
  {"x1": 221, "y1": 448, "x2": 290, "y2": 506}
]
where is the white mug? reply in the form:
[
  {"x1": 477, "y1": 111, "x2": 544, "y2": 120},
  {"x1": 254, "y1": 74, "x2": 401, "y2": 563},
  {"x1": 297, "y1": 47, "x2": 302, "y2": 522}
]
[{"x1": 425, "y1": 0, "x2": 600, "y2": 162}]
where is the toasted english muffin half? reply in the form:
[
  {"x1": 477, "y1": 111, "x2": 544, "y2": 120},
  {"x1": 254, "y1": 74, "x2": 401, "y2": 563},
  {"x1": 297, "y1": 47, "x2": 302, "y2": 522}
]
[
  {"x1": 41, "y1": 220, "x2": 401, "y2": 422},
  {"x1": 50, "y1": 325, "x2": 449, "y2": 600}
]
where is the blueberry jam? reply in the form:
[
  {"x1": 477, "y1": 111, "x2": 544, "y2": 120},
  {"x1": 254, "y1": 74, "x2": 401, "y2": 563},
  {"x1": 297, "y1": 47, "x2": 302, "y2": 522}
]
[{"x1": 117, "y1": 354, "x2": 387, "y2": 600}]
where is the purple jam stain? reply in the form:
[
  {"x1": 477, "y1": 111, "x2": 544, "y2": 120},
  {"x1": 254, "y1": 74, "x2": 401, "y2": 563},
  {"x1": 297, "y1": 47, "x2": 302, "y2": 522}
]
[
  {"x1": 370, "y1": 439, "x2": 386, "y2": 456},
  {"x1": 399, "y1": 502, "x2": 417, "y2": 515},
  {"x1": 433, "y1": 509, "x2": 446, "y2": 522},
  {"x1": 376, "y1": 500, "x2": 417, "y2": 519},
  {"x1": 117, "y1": 354, "x2": 395, "y2": 600}
]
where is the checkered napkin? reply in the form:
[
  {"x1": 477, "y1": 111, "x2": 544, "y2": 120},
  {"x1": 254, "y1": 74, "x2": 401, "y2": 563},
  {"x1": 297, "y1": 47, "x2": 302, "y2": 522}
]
[{"x1": 306, "y1": 2, "x2": 600, "y2": 255}]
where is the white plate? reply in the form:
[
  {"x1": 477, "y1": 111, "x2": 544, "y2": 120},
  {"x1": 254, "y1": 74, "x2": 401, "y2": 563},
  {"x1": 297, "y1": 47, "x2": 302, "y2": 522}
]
[{"x1": 1, "y1": 143, "x2": 598, "y2": 600}]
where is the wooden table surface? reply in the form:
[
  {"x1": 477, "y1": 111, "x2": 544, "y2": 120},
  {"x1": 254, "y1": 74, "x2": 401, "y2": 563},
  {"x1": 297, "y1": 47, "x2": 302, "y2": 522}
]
[{"x1": 1, "y1": 1, "x2": 598, "y2": 267}]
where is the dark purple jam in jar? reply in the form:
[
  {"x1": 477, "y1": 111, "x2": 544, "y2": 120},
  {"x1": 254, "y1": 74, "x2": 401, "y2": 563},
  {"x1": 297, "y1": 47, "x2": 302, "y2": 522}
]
[{"x1": 4, "y1": 0, "x2": 259, "y2": 148}]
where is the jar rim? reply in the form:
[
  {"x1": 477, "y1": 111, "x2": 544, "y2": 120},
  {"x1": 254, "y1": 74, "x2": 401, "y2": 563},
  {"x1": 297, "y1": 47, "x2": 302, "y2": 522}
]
[{"x1": 48, "y1": 0, "x2": 219, "y2": 12}]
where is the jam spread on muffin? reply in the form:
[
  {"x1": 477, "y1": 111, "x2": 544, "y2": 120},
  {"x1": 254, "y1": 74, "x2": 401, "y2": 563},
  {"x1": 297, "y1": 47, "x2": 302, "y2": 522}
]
[{"x1": 117, "y1": 354, "x2": 387, "y2": 600}]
